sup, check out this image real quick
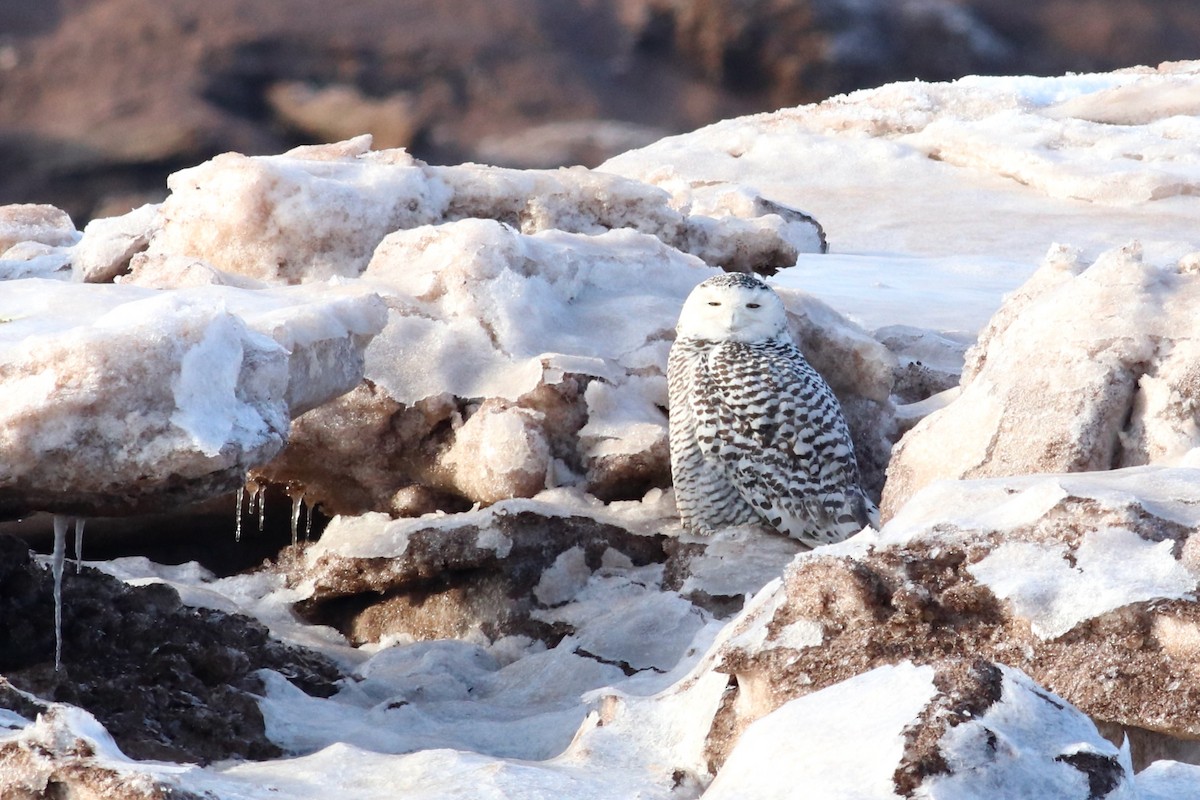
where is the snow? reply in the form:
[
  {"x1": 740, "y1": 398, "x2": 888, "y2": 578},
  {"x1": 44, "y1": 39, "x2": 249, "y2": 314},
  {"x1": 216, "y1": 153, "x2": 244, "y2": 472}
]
[
  {"x1": 704, "y1": 662, "x2": 937, "y2": 799},
  {"x1": 969, "y1": 527, "x2": 1196, "y2": 640},
  {"x1": 2, "y1": 61, "x2": 1200, "y2": 798},
  {"x1": 0, "y1": 280, "x2": 384, "y2": 515},
  {"x1": 924, "y1": 665, "x2": 1138, "y2": 799}
]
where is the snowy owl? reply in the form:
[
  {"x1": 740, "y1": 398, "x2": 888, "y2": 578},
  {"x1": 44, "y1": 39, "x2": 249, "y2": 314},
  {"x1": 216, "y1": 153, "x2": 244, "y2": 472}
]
[{"x1": 667, "y1": 273, "x2": 877, "y2": 546}]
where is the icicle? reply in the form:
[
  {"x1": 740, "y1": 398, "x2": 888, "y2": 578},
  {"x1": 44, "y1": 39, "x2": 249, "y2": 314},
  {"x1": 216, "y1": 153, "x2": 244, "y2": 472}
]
[
  {"x1": 289, "y1": 493, "x2": 303, "y2": 547},
  {"x1": 247, "y1": 482, "x2": 260, "y2": 531},
  {"x1": 74, "y1": 518, "x2": 86, "y2": 574},
  {"x1": 52, "y1": 515, "x2": 68, "y2": 672},
  {"x1": 304, "y1": 500, "x2": 314, "y2": 541},
  {"x1": 257, "y1": 485, "x2": 266, "y2": 533},
  {"x1": 235, "y1": 486, "x2": 245, "y2": 542},
  {"x1": 284, "y1": 482, "x2": 307, "y2": 547}
]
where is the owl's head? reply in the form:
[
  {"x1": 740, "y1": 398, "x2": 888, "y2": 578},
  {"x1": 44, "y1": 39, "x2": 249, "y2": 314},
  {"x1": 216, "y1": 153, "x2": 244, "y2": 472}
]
[{"x1": 676, "y1": 273, "x2": 789, "y2": 343}]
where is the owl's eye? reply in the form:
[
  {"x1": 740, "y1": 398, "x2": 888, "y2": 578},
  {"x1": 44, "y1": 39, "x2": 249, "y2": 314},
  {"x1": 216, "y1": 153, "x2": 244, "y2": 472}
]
[
  {"x1": 746, "y1": 303, "x2": 761, "y2": 309},
  {"x1": 707, "y1": 301, "x2": 721, "y2": 306}
]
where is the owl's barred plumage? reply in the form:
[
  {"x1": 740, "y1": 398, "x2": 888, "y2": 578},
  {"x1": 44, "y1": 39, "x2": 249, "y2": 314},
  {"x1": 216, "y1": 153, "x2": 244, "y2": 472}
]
[{"x1": 668, "y1": 273, "x2": 877, "y2": 546}]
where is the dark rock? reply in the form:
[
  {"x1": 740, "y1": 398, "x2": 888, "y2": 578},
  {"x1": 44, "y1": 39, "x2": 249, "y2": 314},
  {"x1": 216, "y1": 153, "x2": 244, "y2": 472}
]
[{"x1": 0, "y1": 534, "x2": 341, "y2": 764}]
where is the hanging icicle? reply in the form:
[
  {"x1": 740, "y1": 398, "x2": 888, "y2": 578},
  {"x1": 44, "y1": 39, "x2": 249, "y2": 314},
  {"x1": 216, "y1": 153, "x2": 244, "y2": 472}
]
[
  {"x1": 235, "y1": 485, "x2": 245, "y2": 542},
  {"x1": 51, "y1": 515, "x2": 68, "y2": 672},
  {"x1": 257, "y1": 483, "x2": 266, "y2": 533},
  {"x1": 289, "y1": 492, "x2": 303, "y2": 547},
  {"x1": 304, "y1": 500, "x2": 314, "y2": 542},
  {"x1": 74, "y1": 518, "x2": 86, "y2": 574},
  {"x1": 284, "y1": 482, "x2": 308, "y2": 547}
]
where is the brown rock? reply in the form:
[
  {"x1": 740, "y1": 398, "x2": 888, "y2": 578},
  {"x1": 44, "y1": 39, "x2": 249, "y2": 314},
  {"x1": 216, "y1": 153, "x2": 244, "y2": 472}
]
[{"x1": 707, "y1": 468, "x2": 1200, "y2": 772}]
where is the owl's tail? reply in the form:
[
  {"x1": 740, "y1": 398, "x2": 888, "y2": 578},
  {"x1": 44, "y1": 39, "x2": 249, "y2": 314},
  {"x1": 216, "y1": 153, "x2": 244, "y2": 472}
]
[{"x1": 833, "y1": 488, "x2": 879, "y2": 537}]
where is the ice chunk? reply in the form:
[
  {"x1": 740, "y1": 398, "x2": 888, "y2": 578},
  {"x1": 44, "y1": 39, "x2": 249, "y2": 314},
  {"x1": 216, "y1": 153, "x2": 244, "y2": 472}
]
[{"x1": 0, "y1": 280, "x2": 384, "y2": 516}]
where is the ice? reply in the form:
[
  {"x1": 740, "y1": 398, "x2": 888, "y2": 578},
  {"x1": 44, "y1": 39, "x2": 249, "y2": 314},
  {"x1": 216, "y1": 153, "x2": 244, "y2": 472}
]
[
  {"x1": 235, "y1": 486, "x2": 244, "y2": 542},
  {"x1": 883, "y1": 242, "x2": 1200, "y2": 517},
  {"x1": 51, "y1": 514, "x2": 67, "y2": 671},
  {"x1": 73, "y1": 518, "x2": 85, "y2": 574},
  {"x1": 361, "y1": 221, "x2": 712, "y2": 405},
  {"x1": 70, "y1": 202, "x2": 158, "y2": 283},
  {"x1": 0, "y1": 280, "x2": 384, "y2": 516},
  {"x1": 925, "y1": 665, "x2": 1138, "y2": 799},
  {"x1": 703, "y1": 662, "x2": 936, "y2": 799},
  {"x1": 3, "y1": 62, "x2": 1200, "y2": 798},
  {"x1": 969, "y1": 527, "x2": 1196, "y2": 640}
]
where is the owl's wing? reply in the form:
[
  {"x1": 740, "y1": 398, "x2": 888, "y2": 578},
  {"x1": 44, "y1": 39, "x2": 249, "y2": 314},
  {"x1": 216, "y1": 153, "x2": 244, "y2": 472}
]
[{"x1": 697, "y1": 340, "x2": 874, "y2": 545}]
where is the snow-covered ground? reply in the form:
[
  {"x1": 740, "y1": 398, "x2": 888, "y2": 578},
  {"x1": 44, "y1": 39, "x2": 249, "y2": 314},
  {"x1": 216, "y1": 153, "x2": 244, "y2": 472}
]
[{"x1": 1, "y1": 62, "x2": 1199, "y2": 798}]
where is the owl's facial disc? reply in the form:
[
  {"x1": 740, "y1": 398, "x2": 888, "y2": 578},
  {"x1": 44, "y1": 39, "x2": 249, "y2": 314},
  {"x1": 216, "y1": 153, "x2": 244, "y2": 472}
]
[{"x1": 676, "y1": 274, "x2": 789, "y2": 342}]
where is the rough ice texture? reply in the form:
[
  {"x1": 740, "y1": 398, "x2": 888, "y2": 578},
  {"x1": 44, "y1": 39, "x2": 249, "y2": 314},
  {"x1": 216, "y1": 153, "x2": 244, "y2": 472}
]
[
  {"x1": 883, "y1": 242, "x2": 1200, "y2": 518},
  {"x1": 288, "y1": 499, "x2": 669, "y2": 645},
  {"x1": 0, "y1": 204, "x2": 80, "y2": 281},
  {"x1": 2, "y1": 65, "x2": 1200, "y2": 799},
  {"x1": 249, "y1": 215, "x2": 884, "y2": 514},
  {"x1": 711, "y1": 466, "x2": 1200, "y2": 773},
  {"x1": 0, "y1": 280, "x2": 384, "y2": 516},
  {"x1": 71, "y1": 203, "x2": 159, "y2": 283},
  {"x1": 118, "y1": 137, "x2": 849, "y2": 513},
  {"x1": 0, "y1": 204, "x2": 79, "y2": 253},
  {"x1": 144, "y1": 135, "x2": 825, "y2": 285}
]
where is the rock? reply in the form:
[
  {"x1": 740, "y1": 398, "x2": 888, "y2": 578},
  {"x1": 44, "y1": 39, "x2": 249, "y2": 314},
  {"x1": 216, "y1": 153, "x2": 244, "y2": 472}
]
[
  {"x1": 0, "y1": 280, "x2": 385, "y2": 517},
  {"x1": 702, "y1": 658, "x2": 1137, "y2": 800},
  {"x1": 706, "y1": 465, "x2": 1200, "y2": 772},
  {"x1": 474, "y1": 120, "x2": 670, "y2": 170},
  {"x1": 288, "y1": 499, "x2": 668, "y2": 645},
  {"x1": 636, "y1": 0, "x2": 1012, "y2": 105},
  {"x1": 264, "y1": 82, "x2": 420, "y2": 151},
  {"x1": 0, "y1": 704, "x2": 207, "y2": 799},
  {"x1": 883, "y1": 243, "x2": 1200, "y2": 519},
  {"x1": 0, "y1": 534, "x2": 341, "y2": 764}
]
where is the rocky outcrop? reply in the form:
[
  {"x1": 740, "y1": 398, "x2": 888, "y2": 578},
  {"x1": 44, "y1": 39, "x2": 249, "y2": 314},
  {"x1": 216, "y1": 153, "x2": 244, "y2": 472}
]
[
  {"x1": 708, "y1": 466, "x2": 1200, "y2": 772},
  {"x1": 0, "y1": 535, "x2": 340, "y2": 764},
  {"x1": 287, "y1": 501, "x2": 670, "y2": 645}
]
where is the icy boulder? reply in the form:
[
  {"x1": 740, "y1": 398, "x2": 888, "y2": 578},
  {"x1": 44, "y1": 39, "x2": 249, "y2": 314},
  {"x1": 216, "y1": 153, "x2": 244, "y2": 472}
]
[
  {"x1": 71, "y1": 203, "x2": 160, "y2": 283},
  {"x1": 287, "y1": 493, "x2": 672, "y2": 645},
  {"x1": 142, "y1": 136, "x2": 826, "y2": 286},
  {"x1": 0, "y1": 204, "x2": 80, "y2": 281},
  {"x1": 709, "y1": 466, "x2": 1200, "y2": 771},
  {"x1": 0, "y1": 280, "x2": 385, "y2": 517},
  {"x1": 703, "y1": 659, "x2": 1137, "y2": 800},
  {"x1": 883, "y1": 242, "x2": 1200, "y2": 517},
  {"x1": 252, "y1": 219, "x2": 890, "y2": 514},
  {"x1": 0, "y1": 204, "x2": 78, "y2": 253}
]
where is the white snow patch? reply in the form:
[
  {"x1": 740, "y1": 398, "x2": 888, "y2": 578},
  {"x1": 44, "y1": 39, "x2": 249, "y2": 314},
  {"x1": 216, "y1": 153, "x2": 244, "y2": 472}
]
[
  {"x1": 968, "y1": 527, "x2": 1196, "y2": 640},
  {"x1": 924, "y1": 664, "x2": 1138, "y2": 799},
  {"x1": 704, "y1": 662, "x2": 937, "y2": 799}
]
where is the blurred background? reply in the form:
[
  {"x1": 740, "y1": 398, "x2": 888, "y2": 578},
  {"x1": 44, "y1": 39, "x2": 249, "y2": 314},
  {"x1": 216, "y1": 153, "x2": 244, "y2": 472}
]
[{"x1": 1, "y1": 0, "x2": 1197, "y2": 224}]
